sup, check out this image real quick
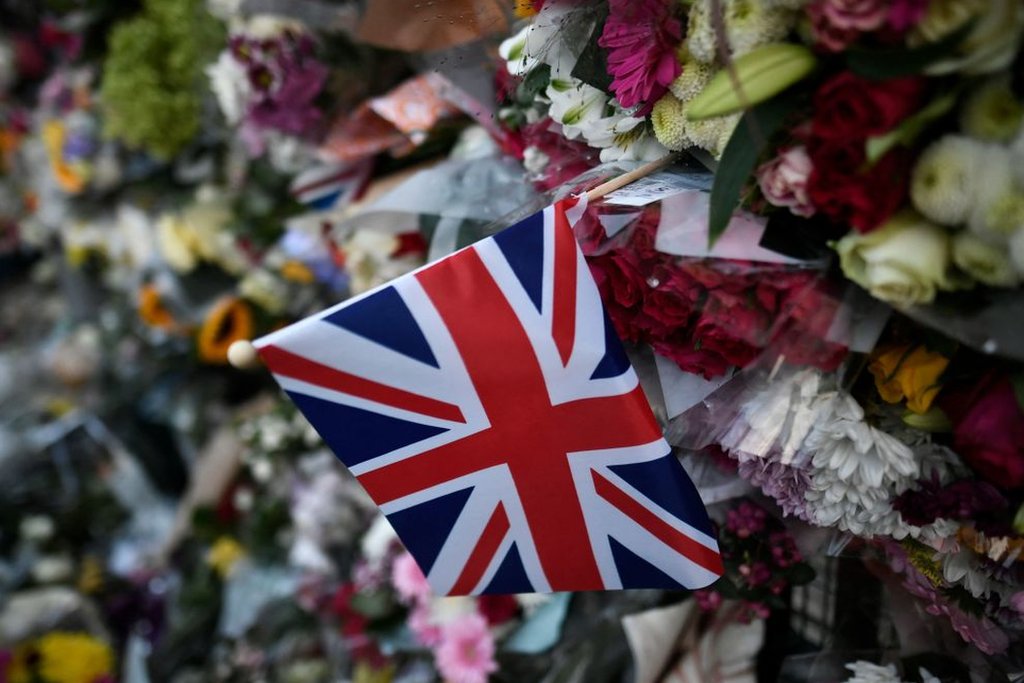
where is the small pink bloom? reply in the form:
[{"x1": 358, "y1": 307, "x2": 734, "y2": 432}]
[
  {"x1": 434, "y1": 613, "x2": 498, "y2": 683},
  {"x1": 1010, "y1": 591, "x2": 1024, "y2": 615},
  {"x1": 756, "y1": 146, "x2": 816, "y2": 218},
  {"x1": 391, "y1": 552, "x2": 432, "y2": 605},
  {"x1": 409, "y1": 603, "x2": 443, "y2": 648},
  {"x1": 807, "y1": 0, "x2": 886, "y2": 51},
  {"x1": 887, "y1": 0, "x2": 929, "y2": 31},
  {"x1": 820, "y1": 0, "x2": 888, "y2": 31},
  {"x1": 694, "y1": 589, "x2": 723, "y2": 612}
]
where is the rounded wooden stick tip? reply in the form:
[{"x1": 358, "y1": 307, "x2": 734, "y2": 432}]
[{"x1": 228, "y1": 340, "x2": 260, "y2": 369}]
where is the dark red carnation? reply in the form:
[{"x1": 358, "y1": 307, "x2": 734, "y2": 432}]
[
  {"x1": 806, "y1": 141, "x2": 911, "y2": 232},
  {"x1": 812, "y1": 73, "x2": 926, "y2": 141},
  {"x1": 947, "y1": 375, "x2": 1024, "y2": 490}
]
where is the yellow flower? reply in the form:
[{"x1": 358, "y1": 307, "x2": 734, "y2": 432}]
[
  {"x1": 280, "y1": 259, "x2": 315, "y2": 284},
  {"x1": 206, "y1": 536, "x2": 246, "y2": 578},
  {"x1": 354, "y1": 662, "x2": 395, "y2": 683},
  {"x1": 77, "y1": 555, "x2": 105, "y2": 594},
  {"x1": 197, "y1": 296, "x2": 254, "y2": 364},
  {"x1": 869, "y1": 344, "x2": 950, "y2": 414},
  {"x1": 10, "y1": 632, "x2": 114, "y2": 683},
  {"x1": 42, "y1": 120, "x2": 87, "y2": 194}
]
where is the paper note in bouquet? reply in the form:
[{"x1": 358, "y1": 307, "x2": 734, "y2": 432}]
[{"x1": 254, "y1": 197, "x2": 722, "y2": 595}]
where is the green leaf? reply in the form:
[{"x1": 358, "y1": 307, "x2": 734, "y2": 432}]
[
  {"x1": 846, "y1": 20, "x2": 976, "y2": 80},
  {"x1": 866, "y1": 92, "x2": 958, "y2": 163},
  {"x1": 349, "y1": 589, "x2": 399, "y2": 620},
  {"x1": 516, "y1": 64, "x2": 551, "y2": 107},
  {"x1": 708, "y1": 92, "x2": 802, "y2": 247},
  {"x1": 786, "y1": 562, "x2": 816, "y2": 586},
  {"x1": 571, "y1": 12, "x2": 612, "y2": 92},
  {"x1": 1011, "y1": 372, "x2": 1024, "y2": 413}
]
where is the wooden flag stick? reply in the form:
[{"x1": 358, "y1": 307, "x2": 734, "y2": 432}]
[{"x1": 584, "y1": 154, "x2": 677, "y2": 202}]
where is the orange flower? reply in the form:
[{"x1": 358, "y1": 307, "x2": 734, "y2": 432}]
[
  {"x1": 869, "y1": 344, "x2": 950, "y2": 414},
  {"x1": 197, "y1": 297, "x2": 253, "y2": 364},
  {"x1": 138, "y1": 284, "x2": 179, "y2": 331},
  {"x1": 514, "y1": 0, "x2": 539, "y2": 18}
]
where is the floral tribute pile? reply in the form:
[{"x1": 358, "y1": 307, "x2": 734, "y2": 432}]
[{"x1": 0, "y1": 0, "x2": 1023, "y2": 681}]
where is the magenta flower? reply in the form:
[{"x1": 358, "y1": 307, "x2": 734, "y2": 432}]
[
  {"x1": 435, "y1": 613, "x2": 498, "y2": 683},
  {"x1": 598, "y1": 0, "x2": 682, "y2": 114}
]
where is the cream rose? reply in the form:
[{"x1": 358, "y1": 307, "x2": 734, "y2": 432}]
[
  {"x1": 836, "y1": 211, "x2": 954, "y2": 306},
  {"x1": 952, "y1": 232, "x2": 1019, "y2": 287},
  {"x1": 915, "y1": 0, "x2": 1024, "y2": 75}
]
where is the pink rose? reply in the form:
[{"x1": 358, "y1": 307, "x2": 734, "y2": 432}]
[
  {"x1": 756, "y1": 147, "x2": 816, "y2": 218},
  {"x1": 820, "y1": 0, "x2": 888, "y2": 30}
]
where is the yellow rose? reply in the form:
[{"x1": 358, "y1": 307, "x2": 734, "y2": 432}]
[
  {"x1": 836, "y1": 211, "x2": 955, "y2": 306},
  {"x1": 869, "y1": 344, "x2": 950, "y2": 414}
]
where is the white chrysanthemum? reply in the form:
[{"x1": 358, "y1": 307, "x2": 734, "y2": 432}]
[
  {"x1": 0, "y1": 39, "x2": 15, "y2": 93},
  {"x1": 952, "y1": 231, "x2": 1019, "y2": 287},
  {"x1": 687, "y1": 0, "x2": 796, "y2": 63},
  {"x1": 970, "y1": 189, "x2": 1024, "y2": 240},
  {"x1": 1009, "y1": 227, "x2": 1024, "y2": 276},
  {"x1": 843, "y1": 661, "x2": 903, "y2": 683},
  {"x1": 910, "y1": 135, "x2": 982, "y2": 226},
  {"x1": 960, "y1": 78, "x2": 1024, "y2": 142},
  {"x1": 801, "y1": 393, "x2": 920, "y2": 538},
  {"x1": 238, "y1": 269, "x2": 289, "y2": 315},
  {"x1": 156, "y1": 214, "x2": 198, "y2": 272},
  {"x1": 941, "y1": 548, "x2": 994, "y2": 599},
  {"x1": 964, "y1": 144, "x2": 1017, "y2": 237}
]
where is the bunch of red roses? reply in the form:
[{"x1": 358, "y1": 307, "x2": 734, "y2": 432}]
[
  {"x1": 579, "y1": 203, "x2": 848, "y2": 379},
  {"x1": 803, "y1": 73, "x2": 927, "y2": 233}
]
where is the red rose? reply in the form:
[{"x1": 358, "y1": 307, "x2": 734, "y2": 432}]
[
  {"x1": 812, "y1": 73, "x2": 925, "y2": 140},
  {"x1": 478, "y1": 595, "x2": 520, "y2": 625},
  {"x1": 948, "y1": 376, "x2": 1024, "y2": 490},
  {"x1": 634, "y1": 267, "x2": 701, "y2": 336},
  {"x1": 652, "y1": 336, "x2": 733, "y2": 379},
  {"x1": 589, "y1": 249, "x2": 649, "y2": 342},
  {"x1": 806, "y1": 140, "x2": 911, "y2": 232}
]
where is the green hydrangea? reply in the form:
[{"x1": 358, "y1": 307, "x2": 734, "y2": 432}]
[{"x1": 100, "y1": 0, "x2": 222, "y2": 159}]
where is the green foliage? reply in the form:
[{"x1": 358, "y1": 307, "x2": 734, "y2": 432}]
[{"x1": 99, "y1": 0, "x2": 222, "y2": 159}]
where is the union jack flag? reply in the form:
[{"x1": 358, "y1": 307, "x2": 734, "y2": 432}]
[{"x1": 255, "y1": 197, "x2": 722, "y2": 595}]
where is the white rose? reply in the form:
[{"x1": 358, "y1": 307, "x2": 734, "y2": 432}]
[
  {"x1": 952, "y1": 231, "x2": 1019, "y2": 287},
  {"x1": 19, "y1": 515, "x2": 55, "y2": 542},
  {"x1": 918, "y1": 0, "x2": 1024, "y2": 75},
  {"x1": 836, "y1": 211, "x2": 954, "y2": 306},
  {"x1": 32, "y1": 554, "x2": 74, "y2": 583},
  {"x1": 156, "y1": 214, "x2": 198, "y2": 272}
]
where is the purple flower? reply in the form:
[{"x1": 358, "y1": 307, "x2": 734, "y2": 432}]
[
  {"x1": 892, "y1": 478, "x2": 1007, "y2": 529},
  {"x1": 598, "y1": 0, "x2": 682, "y2": 114},
  {"x1": 737, "y1": 459, "x2": 812, "y2": 521}
]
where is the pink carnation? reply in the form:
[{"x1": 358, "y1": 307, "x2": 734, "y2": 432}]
[
  {"x1": 756, "y1": 146, "x2": 816, "y2": 217},
  {"x1": 807, "y1": 0, "x2": 887, "y2": 51},
  {"x1": 820, "y1": 0, "x2": 888, "y2": 30},
  {"x1": 391, "y1": 552, "x2": 432, "y2": 605},
  {"x1": 409, "y1": 603, "x2": 443, "y2": 647},
  {"x1": 435, "y1": 613, "x2": 498, "y2": 683},
  {"x1": 598, "y1": 0, "x2": 682, "y2": 114}
]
